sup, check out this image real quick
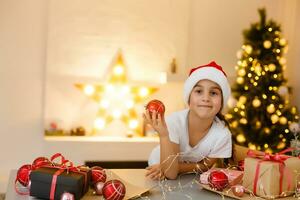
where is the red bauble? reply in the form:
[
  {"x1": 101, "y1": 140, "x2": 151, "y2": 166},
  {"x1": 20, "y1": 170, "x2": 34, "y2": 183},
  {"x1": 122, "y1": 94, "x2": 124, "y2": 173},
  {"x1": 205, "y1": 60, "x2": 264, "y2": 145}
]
[
  {"x1": 102, "y1": 179, "x2": 126, "y2": 200},
  {"x1": 146, "y1": 99, "x2": 165, "y2": 116},
  {"x1": 208, "y1": 170, "x2": 229, "y2": 191},
  {"x1": 60, "y1": 192, "x2": 75, "y2": 200},
  {"x1": 32, "y1": 157, "x2": 50, "y2": 169},
  {"x1": 232, "y1": 184, "x2": 245, "y2": 197},
  {"x1": 94, "y1": 181, "x2": 105, "y2": 195},
  {"x1": 91, "y1": 166, "x2": 107, "y2": 185},
  {"x1": 17, "y1": 164, "x2": 32, "y2": 187}
]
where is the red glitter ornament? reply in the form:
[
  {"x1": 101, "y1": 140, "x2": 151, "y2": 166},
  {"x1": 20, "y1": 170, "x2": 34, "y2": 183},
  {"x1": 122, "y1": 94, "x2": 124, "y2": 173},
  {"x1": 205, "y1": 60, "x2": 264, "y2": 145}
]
[
  {"x1": 17, "y1": 164, "x2": 32, "y2": 187},
  {"x1": 208, "y1": 170, "x2": 229, "y2": 191},
  {"x1": 91, "y1": 166, "x2": 107, "y2": 185},
  {"x1": 232, "y1": 184, "x2": 245, "y2": 197},
  {"x1": 146, "y1": 99, "x2": 165, "y2": 116},
  {"x1": 102, "y1": 179, "x2": 126, "y2": 200},
  {"x1": 32, "y1": 157, "x2": 50, "y2": 169}
]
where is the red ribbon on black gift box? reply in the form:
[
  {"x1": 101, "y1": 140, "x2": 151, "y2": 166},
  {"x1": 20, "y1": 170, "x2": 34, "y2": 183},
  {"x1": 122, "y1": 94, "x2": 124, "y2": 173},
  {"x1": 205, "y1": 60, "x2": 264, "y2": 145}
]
[{"x1": 15, "y1": 153, "x2": 90, "y2": 200}]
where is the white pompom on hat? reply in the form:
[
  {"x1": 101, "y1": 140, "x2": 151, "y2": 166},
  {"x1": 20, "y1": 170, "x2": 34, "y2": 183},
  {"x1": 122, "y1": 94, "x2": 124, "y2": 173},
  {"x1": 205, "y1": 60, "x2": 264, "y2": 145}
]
[{"x1": 183, "y1": 61, "x2": 231, "y2": 106}]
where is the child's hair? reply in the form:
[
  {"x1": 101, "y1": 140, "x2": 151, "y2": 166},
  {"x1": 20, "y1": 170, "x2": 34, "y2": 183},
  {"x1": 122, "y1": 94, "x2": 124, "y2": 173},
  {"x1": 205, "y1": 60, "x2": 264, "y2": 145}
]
[{"x1": 183, "y1": 61, "x2": 231, "y2": 112}]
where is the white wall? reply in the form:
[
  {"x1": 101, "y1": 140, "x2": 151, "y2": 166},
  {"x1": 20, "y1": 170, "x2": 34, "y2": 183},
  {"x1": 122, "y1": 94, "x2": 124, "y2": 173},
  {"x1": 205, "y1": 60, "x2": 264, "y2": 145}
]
[
  {"x1": 283, "y1": 1, "x2": 300, "y2": 107},
  {"x1": 187, "y1": 0, "x2": 300, "y2": 107},
  {"x1": 44, "y1": 0, "x2": 191, "y2": 133},
  {"x1": 0, "y1": 0, "x2": 300, "y2": 194},
  {"x1": 0, "y1": 0, "x2": 47, "y2": 193}
]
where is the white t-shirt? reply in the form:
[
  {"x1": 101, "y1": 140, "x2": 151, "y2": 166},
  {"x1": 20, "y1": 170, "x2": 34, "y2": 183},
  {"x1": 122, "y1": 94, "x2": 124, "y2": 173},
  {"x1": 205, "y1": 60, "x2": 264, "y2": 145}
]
[{"x1": 148, "y1": 109, "x2": 232, "y2": 166}]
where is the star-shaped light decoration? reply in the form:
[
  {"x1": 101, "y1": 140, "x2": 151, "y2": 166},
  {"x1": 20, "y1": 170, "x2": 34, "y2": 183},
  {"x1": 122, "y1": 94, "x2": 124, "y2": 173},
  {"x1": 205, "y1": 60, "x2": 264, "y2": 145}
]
[{"x1": 75, "y1": 52, "x2": 158, "y2": 135}]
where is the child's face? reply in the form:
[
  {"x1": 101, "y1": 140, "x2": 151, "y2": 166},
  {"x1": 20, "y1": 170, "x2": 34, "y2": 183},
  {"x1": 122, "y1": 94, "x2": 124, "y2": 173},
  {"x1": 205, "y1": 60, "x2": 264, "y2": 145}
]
[{"x1": 189, "y1": 79, "x2": 222, "y2": 120}]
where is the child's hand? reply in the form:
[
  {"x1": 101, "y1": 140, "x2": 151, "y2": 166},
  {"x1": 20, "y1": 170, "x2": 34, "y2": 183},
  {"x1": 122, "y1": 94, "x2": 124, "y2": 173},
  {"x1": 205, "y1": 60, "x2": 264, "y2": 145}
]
[
  {"x1": 145, "y1": 164, "x2": 164, "y2": 180},
  {"x1": 143, "y1": 109, "x2": 168, "y2": 137}
]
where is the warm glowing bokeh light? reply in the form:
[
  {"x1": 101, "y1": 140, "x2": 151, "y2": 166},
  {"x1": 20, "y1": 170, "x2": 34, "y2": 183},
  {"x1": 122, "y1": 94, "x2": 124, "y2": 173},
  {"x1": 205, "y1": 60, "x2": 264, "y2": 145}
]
[{"x1": 75, "y1": 52, "x2": 158, "y2": 135}]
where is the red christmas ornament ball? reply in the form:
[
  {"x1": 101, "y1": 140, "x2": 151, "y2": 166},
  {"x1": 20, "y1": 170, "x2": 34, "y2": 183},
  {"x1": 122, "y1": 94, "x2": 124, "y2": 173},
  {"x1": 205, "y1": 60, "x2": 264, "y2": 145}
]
[
  {"x1": 232, "y1": 184, "x2": 245, "y2": 197},
  {"x1": 102, "y1": 179, "x2": 126, "y2": 200},
  {"x1": 91, "y1": 166, "x2": 107, "y2": 185},
  {"x1": 146, "y1": 99, "x2": 165, "y2": 115},
  {"x1": 32, "y1": 157, "x2": 50, "y2": 169},
  {"x1": 17, "y1": 164, "x2": 32, "y2": 187},
  {"x1": 208, "y1": 170, "x2": 229, "y2": 191},
  {"x1": 60, "y1": 192, "x2": 75, "y2": 200},
  {"x1": 94, "y1": 181, "x2": 105, "y2": 195}
]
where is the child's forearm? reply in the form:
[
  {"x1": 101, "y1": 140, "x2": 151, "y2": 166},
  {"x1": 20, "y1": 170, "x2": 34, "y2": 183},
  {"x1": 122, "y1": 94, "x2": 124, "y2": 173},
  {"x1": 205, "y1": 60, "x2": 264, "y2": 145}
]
[
  {"x1": 178, "y1": 158, "x2": 218, "y2": 173},
  {"x1": 160, "y1": 136, "x2": 179, "y2": 179}
]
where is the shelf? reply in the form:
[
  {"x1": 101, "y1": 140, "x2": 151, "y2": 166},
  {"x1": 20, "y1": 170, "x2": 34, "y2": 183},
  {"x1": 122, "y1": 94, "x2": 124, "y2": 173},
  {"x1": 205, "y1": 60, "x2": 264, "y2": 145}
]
[
  {"x1": 44, "y1": 136, "x2": 159, "y2": 163},
  {"x1": 44, "y1": 136, "x2": 159, "y2": 143}
]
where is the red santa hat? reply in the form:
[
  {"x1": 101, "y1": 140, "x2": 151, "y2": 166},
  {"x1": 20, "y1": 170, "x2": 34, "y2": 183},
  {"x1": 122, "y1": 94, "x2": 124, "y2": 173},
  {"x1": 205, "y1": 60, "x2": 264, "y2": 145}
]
[{"x1": 183, "y1": 61, "x2": 231, "y2": 106}]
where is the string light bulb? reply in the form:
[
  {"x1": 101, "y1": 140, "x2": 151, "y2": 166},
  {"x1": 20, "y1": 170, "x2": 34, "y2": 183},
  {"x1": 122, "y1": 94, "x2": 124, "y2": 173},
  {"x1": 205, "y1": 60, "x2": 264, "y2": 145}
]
[
  {"x1": 267, "y1": 104, "x2": 275, "y2": 113},
  {"x1": 271, "y1": 114, "x2": 279, "y2": 124},
  {"x1": 128, "y1": 119, "x2": 139, "y2": 129},
  {"x1": 256, "y1": 121, "x2": 261, "y2": 128},
  {"x1": 279, "y1": 38, "x2": 286, "y2": 46},
  {"x1": 279, "y1": 58, "x2": 286, "y2": 65},
  {"x1": 84, "y1": 85, "x2": 95, "y2": 96},
  {"x1": 279, "y1": 116, "x2": 287, "y2": 125},
  {"x1": 244, "y1": 45, "x2": 253, "y2": 54},
  {"x1": 291, "y1": 107, "x2": 297, "y2": 114},
  {"x1": 277, "y1": 142, "x2": 285, "y2": 149},
  {"x1": 236, "y1": 134, "x2": 246, "y2": 143},
  {"x1": 237, "y1": 77, "x2": 244, "y2": 84},
  {"x1": 138, "y1": 87, "x2": 149, "y2": 97},
  {"x1": 268, "y1": 64, "x2": 276, "y2": 72},
  {"x1": 113, "y1": 64, "x2": 124, "y2": 75},
  {"x1": 264, "y1": 127, "x2": 271, "y2": 135},
  {"x1": 252, "y1": 97, "x2": 261, "y2": 107},
  {"x1": 262, "y1": 94, "x2": 267, "y2": 99},
  {"x1": 231, "y1": 121, "x2": 238, "y2": 128},
  {"x1": 248, "y1": 143, "x2": 256, "y2": 150},
  {"x1": 263, "y1": 40, "x2": 272, "y2": 49},
  {"x1": 238, "y1": 69, "x2": 246, "y2": 76},
  {"x1": 240, "y1": 118, "x2": 248, "y2": 124},
  {"x1": 94, "y1": 118, "x2": 106, "y2": 130}
]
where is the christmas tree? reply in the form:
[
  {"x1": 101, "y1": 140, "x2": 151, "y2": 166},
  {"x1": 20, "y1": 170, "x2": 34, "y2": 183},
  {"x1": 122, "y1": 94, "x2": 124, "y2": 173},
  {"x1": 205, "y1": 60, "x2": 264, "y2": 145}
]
[{"x1": 226, "y1": 8, "x2": 299, "y2": 153}]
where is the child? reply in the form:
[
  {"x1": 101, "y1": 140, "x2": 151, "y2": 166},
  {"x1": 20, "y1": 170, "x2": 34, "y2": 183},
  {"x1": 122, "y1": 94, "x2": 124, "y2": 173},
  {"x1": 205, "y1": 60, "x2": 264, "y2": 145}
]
[{"x1": 144, "y1": 61, "x2": 232, "y2": 180}]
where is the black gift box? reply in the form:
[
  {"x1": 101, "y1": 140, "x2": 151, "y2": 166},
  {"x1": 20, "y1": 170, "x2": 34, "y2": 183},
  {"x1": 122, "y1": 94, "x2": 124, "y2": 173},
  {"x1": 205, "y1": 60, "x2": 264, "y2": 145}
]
[{"x1": 30, "y1": 166, "x2": 90, "y2": 200}]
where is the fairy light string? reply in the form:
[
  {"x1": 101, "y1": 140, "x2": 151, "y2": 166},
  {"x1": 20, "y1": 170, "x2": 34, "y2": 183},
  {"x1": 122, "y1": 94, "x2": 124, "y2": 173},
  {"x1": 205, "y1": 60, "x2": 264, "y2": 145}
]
[{"x1": 136, "y1": 151, "x2": 300, "y2": 199}]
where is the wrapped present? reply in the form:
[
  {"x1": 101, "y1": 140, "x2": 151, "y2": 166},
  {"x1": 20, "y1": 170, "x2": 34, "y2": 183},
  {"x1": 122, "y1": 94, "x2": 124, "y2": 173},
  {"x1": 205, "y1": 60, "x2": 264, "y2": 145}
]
[
  {"x1": 28, "y1": 153, "x2": 91, "y2": 200},
  {"x1": 200, "y1": 168, "x2": 243, "y2": 186},
  {"x1": 30, "y1": 166, "x2": 91, "y2": 200},
  {"x1": 242, "y1": 149, "x2": 300, "y2": 199}
]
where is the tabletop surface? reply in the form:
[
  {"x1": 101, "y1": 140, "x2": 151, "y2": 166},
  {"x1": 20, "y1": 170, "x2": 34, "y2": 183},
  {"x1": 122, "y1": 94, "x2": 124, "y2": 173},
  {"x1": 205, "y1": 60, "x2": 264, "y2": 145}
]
[{"x1": 7, "y1": 169, "x2": 235, "y2": 200}]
